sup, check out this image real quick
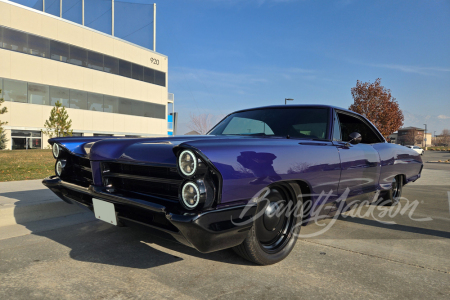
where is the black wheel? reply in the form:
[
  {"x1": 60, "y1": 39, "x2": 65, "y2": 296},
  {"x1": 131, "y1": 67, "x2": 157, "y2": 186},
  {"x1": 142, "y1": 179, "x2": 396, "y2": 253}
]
[
  {"x1": 380, "y1": 175, "x2": 403, "y2": 206},
  {"x1": 233, "y1": 183, "x2": 303, "y2": 265}
]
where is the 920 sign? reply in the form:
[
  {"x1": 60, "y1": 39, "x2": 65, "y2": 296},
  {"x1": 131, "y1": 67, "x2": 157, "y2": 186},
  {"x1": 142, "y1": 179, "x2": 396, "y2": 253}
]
[{"x1": 150, "y1": 58, "x2": 159, "y2": 65}]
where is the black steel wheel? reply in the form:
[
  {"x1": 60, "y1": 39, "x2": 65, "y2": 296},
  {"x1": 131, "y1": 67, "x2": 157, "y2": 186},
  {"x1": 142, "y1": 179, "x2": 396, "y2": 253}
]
[
  {"x1": 233, "y1": 183, "x2": 303, "y2": 265},
  {"x1": 379, "y1": 175, "x2": 403, "y2": 206}
]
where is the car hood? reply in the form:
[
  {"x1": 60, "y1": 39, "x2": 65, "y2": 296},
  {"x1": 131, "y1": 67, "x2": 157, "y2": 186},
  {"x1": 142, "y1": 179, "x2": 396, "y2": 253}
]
[{"x1": 49, "y1": 135, "x2": 288, "y2": 165}]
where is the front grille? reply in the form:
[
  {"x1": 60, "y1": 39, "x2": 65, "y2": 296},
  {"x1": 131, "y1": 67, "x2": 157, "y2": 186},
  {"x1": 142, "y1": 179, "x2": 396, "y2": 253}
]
[
  {"x1": 60, "y1": 155, "x2": 93, "y2": 187},
  {"x1": 101, "y1": 162, "x2": 182, "y2": 201}
]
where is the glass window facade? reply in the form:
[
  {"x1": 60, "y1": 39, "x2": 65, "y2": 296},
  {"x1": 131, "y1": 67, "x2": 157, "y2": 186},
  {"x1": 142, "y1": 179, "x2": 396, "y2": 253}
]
[
  {"x1": 119, "y1": 98, "x2": 133, "y2": 115},
  {"x1": 28, "y1": 34, "x2": 50, "y2": 58},
  {"x1": 68, "y1": 45, "x2": 87, "y2": 67},
  {"x1": 45, "y1": 0, "x2": 60, "y2": 17},
  {"x1": 104, "y1": 55, "x2": 119, "y2": 75},
  {"x1": 119, "y1": 60, "x2": 131, "y2": 78},
  {"x1": 50, "y1": 40, "x2": 69, "y2": 62},
  {"x1": 132, "y1": 64, "x2": 143, "y2": 81},
  {"x1": 70, "y1": 90, "x2": 88, "y2": 109},
  {"x1": 104, "y1": 95, "x2": 119, "y2": 113},
  {"x1": 2, "y1": 27, "x2": 27, "y2": 53},
  {"x1": 1, "y1": 77, "x2": 166, "y2": 119},
  {"x1": 144, "y1": 67, "x2": 154, "y2": 84},
  {"x1": 3, "y1": 79, "x2": 27, "y2": 103},
  {"x1": 0, "y1": 25, "x2": 166, "y2": 87},
  {"x1": 88, "y1": 93, "x2": 104, "y2": 112},
  {"x1": 87, "y1": 51, "x2": 103, "y2": 71},
  {"x1": 28, "y1": 83, "x2": 49, "y2": 105},
  {"x1": 50, "y1": 86, "x2": 70, "y2": 107},
  {"x1": 155, "y1": 71, "x2": 166, "y2": 87}
]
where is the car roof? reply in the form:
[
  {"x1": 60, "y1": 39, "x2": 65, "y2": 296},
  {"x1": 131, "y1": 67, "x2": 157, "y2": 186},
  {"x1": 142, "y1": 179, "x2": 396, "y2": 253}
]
[
  {"x1": 233, "y1": 104, "x2": 362, "y2": 117},
  {"x1": 223, "y1": 104, "x2": 386, "y2": 143}
]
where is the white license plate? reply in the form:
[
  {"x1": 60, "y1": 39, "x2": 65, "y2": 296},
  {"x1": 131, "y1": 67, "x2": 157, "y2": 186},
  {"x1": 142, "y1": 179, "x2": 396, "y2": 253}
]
[{"x1": 92, "y1": 198, "x2": 117, "y2": 226}]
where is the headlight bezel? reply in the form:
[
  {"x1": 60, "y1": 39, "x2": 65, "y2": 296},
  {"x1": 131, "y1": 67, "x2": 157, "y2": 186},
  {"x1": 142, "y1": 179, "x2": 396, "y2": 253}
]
[
  {"x1": 175, "y1": 146, "x2": 224, "y2": 210},
  {"x1": 178, "y1": 149, "x2": 198, "y2": 177},
  {"x1": 180, "y1": 181, "x2": 201, "y2": 209},
  {"x1": 55, "y1": 160, "x2": 66, "y2": 177},
  {"x1": 52, "y1": 143, "x2": 60, "y2": 158}
]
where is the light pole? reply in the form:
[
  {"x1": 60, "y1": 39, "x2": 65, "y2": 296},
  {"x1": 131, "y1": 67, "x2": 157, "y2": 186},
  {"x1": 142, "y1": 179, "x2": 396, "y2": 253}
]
[
  {"x1": 285, "y1": 98, "x2": 293, "y2": 105},
  {"x1": 423, "y1": 123, "x2": 427, "y2": 149}
]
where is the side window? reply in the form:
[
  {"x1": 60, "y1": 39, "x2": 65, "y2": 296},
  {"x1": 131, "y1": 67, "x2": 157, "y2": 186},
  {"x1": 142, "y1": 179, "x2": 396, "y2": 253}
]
[
  {"x1": 337, "y1": 112, "x2": 383, "y2": 144},
  {"x1": 332, "y1": 111, "x2": 341, "y2": 141}
]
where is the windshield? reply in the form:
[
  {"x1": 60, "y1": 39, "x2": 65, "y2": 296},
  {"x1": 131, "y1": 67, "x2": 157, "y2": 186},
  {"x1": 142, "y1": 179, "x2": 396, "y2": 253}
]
[{"x1": 209, "y1": 107, "x2": 330, "y2": 139}]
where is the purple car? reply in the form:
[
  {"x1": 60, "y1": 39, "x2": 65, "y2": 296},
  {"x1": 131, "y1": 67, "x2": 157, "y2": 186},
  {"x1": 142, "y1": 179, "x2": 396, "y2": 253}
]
[{"x1": 43, "y1": 105, "x2": 423, "y2": 265}]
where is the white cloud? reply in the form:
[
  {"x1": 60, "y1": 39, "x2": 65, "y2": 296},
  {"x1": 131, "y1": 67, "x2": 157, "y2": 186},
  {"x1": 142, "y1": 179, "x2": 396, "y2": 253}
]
[
  {"x1": 403, "y1": 110, "x2": 450, "y2": 133},
  {"x1": 348, "y1": 59, "x2": 450, "y2": 76},
  {"x1": 368, "y1": 63, "x2": 450, "y2": 76}
]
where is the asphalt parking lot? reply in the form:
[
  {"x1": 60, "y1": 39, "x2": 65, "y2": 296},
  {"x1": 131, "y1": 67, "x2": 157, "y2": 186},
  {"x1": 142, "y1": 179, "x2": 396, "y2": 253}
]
[{"x1": 0, "y1": 151, "x2": 449, "y2": 299}]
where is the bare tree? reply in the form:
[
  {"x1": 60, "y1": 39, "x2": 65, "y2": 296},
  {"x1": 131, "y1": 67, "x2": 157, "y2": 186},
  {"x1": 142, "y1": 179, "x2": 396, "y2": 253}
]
[
  {"x1": 187, "y1": 113, "x2": 213, "y2": 135},
  {"x1": 415, "y1": 134, "x2": 423, "y2": 147},
  {"x1": 401, "y1": 131, "x2": 415, "y2": 145},
  {"x1": 441, "y1": 129, "x2": 450, "y2": 147}
]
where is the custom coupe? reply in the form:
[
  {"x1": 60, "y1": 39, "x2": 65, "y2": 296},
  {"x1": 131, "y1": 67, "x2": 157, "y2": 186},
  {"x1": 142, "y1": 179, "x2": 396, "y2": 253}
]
[{"x1": 43, "y1": 105, "x2": 423, "y2": 265}]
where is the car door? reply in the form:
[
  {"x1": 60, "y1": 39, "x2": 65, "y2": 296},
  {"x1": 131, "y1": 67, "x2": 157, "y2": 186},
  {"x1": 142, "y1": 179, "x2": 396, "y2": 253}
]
[{"x1": 332, "y1": 110, "x2": 382, "y2": 200}]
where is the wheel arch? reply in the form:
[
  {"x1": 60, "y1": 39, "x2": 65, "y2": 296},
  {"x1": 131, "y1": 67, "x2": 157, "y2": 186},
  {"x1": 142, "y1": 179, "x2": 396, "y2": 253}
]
[{"x1": 267, "y1": 179, "x2": 313, "y2": 222}]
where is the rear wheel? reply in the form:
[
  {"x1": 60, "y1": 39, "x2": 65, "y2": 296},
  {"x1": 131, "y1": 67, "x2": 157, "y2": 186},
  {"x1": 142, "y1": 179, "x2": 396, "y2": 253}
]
[
  {"x1": 380, "y1": 175, "x2": 403, "y2": 206},
  {"x1": 233, "y1": 183, "x2": 303, "y2": 265}
]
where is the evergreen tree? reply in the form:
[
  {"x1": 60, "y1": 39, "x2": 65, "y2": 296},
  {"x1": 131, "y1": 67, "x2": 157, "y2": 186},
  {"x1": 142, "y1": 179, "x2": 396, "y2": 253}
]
[
  {"x1": 0, "y1": 89, "x2": 8, "y2": 150},
  {"x1": 43, "y1": 101, "x2": 73, "y2": 139}
]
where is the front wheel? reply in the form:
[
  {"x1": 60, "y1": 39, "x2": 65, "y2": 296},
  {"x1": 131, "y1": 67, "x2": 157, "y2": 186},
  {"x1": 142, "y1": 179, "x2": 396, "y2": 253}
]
[
  {"x1": 233, "y1": 183, "x2": 303, "y2": 265},
  {"x1": 379, "y1": 175, "x2": 403, "y2": 206}
]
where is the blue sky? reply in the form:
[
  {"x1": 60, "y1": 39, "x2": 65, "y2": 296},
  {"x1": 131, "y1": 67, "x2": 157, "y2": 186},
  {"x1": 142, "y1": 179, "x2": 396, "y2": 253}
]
[
  {"x1": 153, "y1": 0, "x2": 450, "y2": 134},
  {"x1": 12, "y1": 0, "x2": 450, "y2": 135}
]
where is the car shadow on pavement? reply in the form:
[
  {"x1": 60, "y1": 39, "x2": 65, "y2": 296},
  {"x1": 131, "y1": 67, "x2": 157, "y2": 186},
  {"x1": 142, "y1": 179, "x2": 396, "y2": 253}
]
[
  {"x1": 7, "y1": 189, "x2": 254, "y2": 269},
  {"x1": 338, "y1": 215, "x2": 450, "y2": 239}
]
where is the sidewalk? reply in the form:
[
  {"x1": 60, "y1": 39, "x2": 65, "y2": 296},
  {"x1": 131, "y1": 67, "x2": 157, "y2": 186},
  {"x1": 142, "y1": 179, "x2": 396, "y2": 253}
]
[{"x1": 0, "y1": 179, "x2": 94, "y2": 239}]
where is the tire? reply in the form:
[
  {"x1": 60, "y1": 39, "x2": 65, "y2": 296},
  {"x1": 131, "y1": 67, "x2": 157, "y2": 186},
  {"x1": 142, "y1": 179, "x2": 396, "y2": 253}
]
[
  {"x1": 379, "y1": 175, "x2": 403, "y2": 206},
  {"x1": 233, "y1": 183, "x2": 303, "y2": 265}
]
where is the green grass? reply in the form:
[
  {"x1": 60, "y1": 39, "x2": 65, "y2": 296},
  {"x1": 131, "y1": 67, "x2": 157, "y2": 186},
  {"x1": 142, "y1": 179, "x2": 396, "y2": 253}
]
[{"x1": 0, "y1": 149, "x2": 55, "y2": 182}]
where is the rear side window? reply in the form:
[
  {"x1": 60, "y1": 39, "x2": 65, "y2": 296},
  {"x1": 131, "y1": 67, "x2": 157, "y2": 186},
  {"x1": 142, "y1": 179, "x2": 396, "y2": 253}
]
[{"x1": 336, "y1": 112, "x2": 383, "y2": 144}]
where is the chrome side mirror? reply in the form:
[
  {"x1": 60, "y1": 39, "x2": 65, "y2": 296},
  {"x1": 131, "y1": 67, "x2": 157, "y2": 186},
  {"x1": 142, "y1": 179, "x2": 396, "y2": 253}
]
[{"x1": 346, "y1": 132, "x2": 362, "y2": 146}]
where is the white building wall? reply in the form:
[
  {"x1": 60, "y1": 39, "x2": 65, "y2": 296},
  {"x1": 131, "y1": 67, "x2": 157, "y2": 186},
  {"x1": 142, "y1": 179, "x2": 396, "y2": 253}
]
[{"x1": 0, "y1": 0, "x2": 169, "y2": 150}]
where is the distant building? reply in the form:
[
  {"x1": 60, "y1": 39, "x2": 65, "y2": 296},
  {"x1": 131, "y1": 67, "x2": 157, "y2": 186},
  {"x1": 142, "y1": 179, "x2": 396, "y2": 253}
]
[
  {"x1": 387, "y1": 132, "x2": 398, "y2": 143},
  {"x1": 395, "y1": 127, "x2": 432, "y2": 147}
]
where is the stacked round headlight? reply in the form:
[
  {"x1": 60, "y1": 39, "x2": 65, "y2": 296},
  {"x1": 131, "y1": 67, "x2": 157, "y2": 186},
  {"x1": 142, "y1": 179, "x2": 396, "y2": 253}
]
[
  {"x1": 52, "y1": 143, "x2": 60, "y2": 158},
  {"x1": 178, "y1": 150, "x2": 197, "y2": 176},
  {"x1": 55, "y1": 160, "x2": 66, "y2": 177},
  {"x1": 181, "y1": 182, "x2": 200, "y2": 209}
]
